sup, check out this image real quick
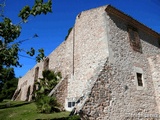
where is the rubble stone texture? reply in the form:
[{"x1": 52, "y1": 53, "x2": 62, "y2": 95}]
[{"x1": 13, "y1": 5, "x2": 160, "y2": 120}]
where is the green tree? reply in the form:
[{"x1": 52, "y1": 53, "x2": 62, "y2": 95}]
[
  {"x1": 0, "y1": 68, "x2": 18, "y2": 101},
  {"x1": 35, "y1": 69, "x2": 62, "y2": 113},
  {"x1": 0, "y1": 0, "x2": 52, "y2": 101},
  {"x1": 0, "y1": 0, "x2": 52, "y2": 69}
]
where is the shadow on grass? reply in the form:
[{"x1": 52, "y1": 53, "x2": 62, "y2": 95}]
[
  {"x1": 36, "y1": 117, "x2": 69, "y2": 120},
  {"x1": 36, "y1": 115, "x2": 81, "y2": 120},
  {"x1": 0, "y1": 101, "x2": 31, "y2": 109}
]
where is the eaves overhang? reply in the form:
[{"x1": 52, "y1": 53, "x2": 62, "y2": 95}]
[{"x1": 105, "y1": 5, "x2": 160, "y2": 38}]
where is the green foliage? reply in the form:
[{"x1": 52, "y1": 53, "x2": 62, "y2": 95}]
[
  {"x1": 0, "y1": 18, "x2": 21, "y2": 43},
  {"x1": 0, "y1": 68, "x2": 18, "y2": 102},
  {"x1": 19, "y1": 0, "x2": 52, "y2": 22},
  {"x1": 1, "y1": 78, "x2": 18, "y2": 99},
  {"x1": 0, "y1": 0, "x2": 52, "y2": 70},
  {"x1": 35, "y1": 95, "x2": 60, "y2": 113},
  {"x1": 0, "y1": 18, "x2": 21, "y2": 67},
  {"x1": 35, "y1": 69, "x2": 62, "y2": 113},
  {"x1": 0, "y1": 94, "x2": 4, "y2": 102},
  {"x1": 18, "y1": 6, "x2": 31, "y2": 22},
  {"x1": 36, "y1": 48, "x2": 45, "y2": 62},
  {"x1": 0, "y1": 0, "x2": 52, "y2": 101},
  {"x1": 27, "y1": 47, "x2": 35, "y2": 56},
  {"x1": 35, "y1": 69, "x2": 61, "y2": 96},
  {"x1": 0, "y1": 100, "x2": 70, "y2": 120},
  {"x1": 31, "y1": 0, "x2": 52, "y2": 15}
]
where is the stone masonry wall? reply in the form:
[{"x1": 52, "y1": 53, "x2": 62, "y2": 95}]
[
  {"x1": 148, "y1": 55, "x2": 160, "y2": 114},
  {"x1": 15, "y1": 28, "x2": 74, "y2": 101},
  {"x1": 15, "y1": 6, "x2": 160, "y2": 119},
  {"x1": 80, "y1": 10, "x2": 160, "y2": 119},
  {"x1": 15, "y1": 5, "x2": 110, "y2": 104},
  {"x1": 81, "y1": 60, "x2": 112, "y2": 120},
  {"x1": 107, "y1": 13, "x2": 160, "y2": 119},
  {"x1": 52, "y1": 76, "x2": 68, "y2": 110},
  {"x1": 67, "y1": 5, "x2": 109, "y2": 99}
]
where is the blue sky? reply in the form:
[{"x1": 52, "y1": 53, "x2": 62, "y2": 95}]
[{"x1": 3, "y1": 0, "x2": 160, "y2": 77}]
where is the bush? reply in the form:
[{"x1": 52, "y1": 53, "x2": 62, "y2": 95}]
[
  {"x1": 35, "y1": 95, "x2": 60, "y2": 113},
  {"x1": 34, "y1": 70, "x2": 62, "y2": 114},
  {"x1": 0, "y1": 94, "x2": 5, "y2": 102}
]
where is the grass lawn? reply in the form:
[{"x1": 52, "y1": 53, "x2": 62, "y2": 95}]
[{"x1": 0, "y1": 100, "x2": 70, "y2": 120}]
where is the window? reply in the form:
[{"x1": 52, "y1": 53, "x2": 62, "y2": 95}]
[
  {"x1": 72, "y1": 102, "x2": 75, "y2": 106},
  {"x1": 68, "y1": 102, "x2": 75, "y2": 108},
  {"x1": 134, "y1": 66, "x2": 144, "y2": 90},
  {"x1": 128, "y1": 26, "x2": 142, "y2": 53},
  {"x1": 136, "y1": 73, "x2": 143, "y2": 86},
  {"x1": 43, "y1": 58, "x2": 49, "y2": 70},
  {"x1": 68, "y1": 102, "x2": 71, "y2": 107}
]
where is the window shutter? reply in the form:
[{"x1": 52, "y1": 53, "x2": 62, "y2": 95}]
[{"x1": 128, "y1": 26, "x2": 142, "y2": 53}]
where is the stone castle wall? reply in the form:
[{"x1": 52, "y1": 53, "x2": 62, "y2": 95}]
[
  {"x1": 80, "y1": 11, "x2": 160, "y2": 119},
  {"x1": 67, "y1": 6, "x2": 109, "y2": 100},
  {"x1": 107, "y1": 13, "x2": 160, "y2": 119},
  {"x1": 14, "y1": 20, "x2": 74, "y2": 101},
  {"x1": 148, "y1": 55, "x2": 160, "y2": 114},
  {"x1": 15, "y1": 29, "x2": 74, "y2": 101},
  {"x1": 15, "y1": 6, "x2": 110, "y2": 104},
  {"x1": 52, "y1": 76, "x2": 68, "y2": 110},
  {"x1": 14, "y1": 5, "x2": 160, "y2": 119}
]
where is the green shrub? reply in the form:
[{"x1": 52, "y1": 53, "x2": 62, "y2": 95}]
[
  {"x1": 0, "y1": 94, "x2": 5, "y2": 102},
  {"x1": 35, "y1": 95, "x2": 60, "y2": 113},
  {"x1": 34, "y1": 70, "x2": 62, "y2": 114}
]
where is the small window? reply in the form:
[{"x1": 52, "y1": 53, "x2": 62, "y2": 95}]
[
  {"x1": 136, "y1": 73, "x2": 143, "y2": 87},
  {"x1": 68, "y1": 102, "x2": 71, "y2": 107},
  {"x1": 128, "y1": 26, "x2": 142, "y2": 53},
  {"x1": 68, "y1": 102, "x2": 75, "y2": 108},
  {"x1": 72, "y1": 102, "x2": 75, "y2": 106}
]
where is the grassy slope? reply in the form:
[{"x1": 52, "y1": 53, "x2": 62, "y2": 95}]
[{"x1": 0, "y1": 100, "x2": 69, "y2": 120}]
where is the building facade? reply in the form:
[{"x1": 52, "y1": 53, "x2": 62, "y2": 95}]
[{"x1": 13, "y1": 5, "x2": 160, "y2": 119}]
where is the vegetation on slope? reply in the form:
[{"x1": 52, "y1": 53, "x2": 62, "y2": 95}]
[
  {"x1": 34, "y1": 70, "x2": 62, "y2": 113},
  {"x1": 0, "y1": 100, "x2": 81, "y2": 120}
]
